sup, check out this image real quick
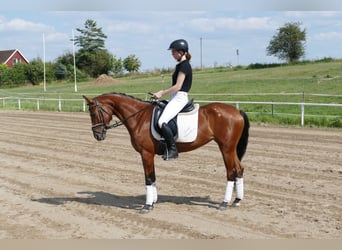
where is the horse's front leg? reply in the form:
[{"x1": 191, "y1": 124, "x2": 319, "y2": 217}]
[{"x1": 140, "y1": 150, "x2": 157, "y2": 214}]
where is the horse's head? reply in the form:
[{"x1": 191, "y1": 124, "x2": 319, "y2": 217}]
[{"x1": 83, "y1": 95, "x2": 113, "y2": 141}]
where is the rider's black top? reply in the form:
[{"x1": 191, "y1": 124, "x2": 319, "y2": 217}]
[{"x1": 172, "y1": 60, "x2": 192, "y2": 92}]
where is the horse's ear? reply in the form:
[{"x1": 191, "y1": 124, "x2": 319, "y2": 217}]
[{"x1": 83, "y1": 95, "x2": 94, "y2": 105}]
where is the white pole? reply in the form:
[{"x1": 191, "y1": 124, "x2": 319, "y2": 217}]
[
  {"x1": 200, "y1": 37, "x2": 203, "y2": 70},
  {"x1": 301, "y1": 92, "x2": 305, "y2": 127},
  {"x1": 72, "y1": 29, "x2": 77, "y2": 93},
  {"x1": 301, "y1": 103, "x2": 305, "y2": 127},
  {"x1": 43, "y1": 33, "x2": 46, "y2": 92}
]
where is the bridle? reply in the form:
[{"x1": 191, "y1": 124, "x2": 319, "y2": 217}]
[
  {"x1": 88, "y1": 98, "x2": 152, "y2": 131},
  {"x1": 88, "y1": 98, "x2": 123, "y2": 131}
]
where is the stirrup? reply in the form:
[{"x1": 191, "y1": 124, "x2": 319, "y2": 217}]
[{"x1": 162, "y1": 149, "x2": 178, "y2": 160}]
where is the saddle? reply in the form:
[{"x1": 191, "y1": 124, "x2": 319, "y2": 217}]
[
  {"x1": 152, "y1": 99, "x2": 194, "y2": 135},
  {"x1": 151, "y1": 99, "x2": 199, "y2": 143}
]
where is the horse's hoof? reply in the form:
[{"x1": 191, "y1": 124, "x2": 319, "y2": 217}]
[
  {"x1": 140, "y1": 204, "x2": 154, "y2": 214},
  {"x1": 218, "y1": 201, "x2": 229, "y2": 211},
  {"x1": 231, "y1": 198, "x2": 241, "y2": 207}
]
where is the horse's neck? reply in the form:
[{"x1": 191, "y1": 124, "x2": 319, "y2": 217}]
[{"x1": 107, "y1": 94, "x2": 150, "y2": 123}]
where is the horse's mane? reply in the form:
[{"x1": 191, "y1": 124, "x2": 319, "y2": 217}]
[{"x1": 101, "y1": 92, "x2": 153, "y2": 104}]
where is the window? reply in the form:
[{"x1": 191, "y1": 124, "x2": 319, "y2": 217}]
[{"x1": 14, "y1": 58, "x2": 21, "y2": 64}]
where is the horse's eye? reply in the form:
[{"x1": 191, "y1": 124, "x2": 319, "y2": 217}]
[{"x1": 90, "y1": 112, "x2": 97, "y2": 120}]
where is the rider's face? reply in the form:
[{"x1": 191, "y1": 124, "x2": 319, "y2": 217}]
[{"x1": 171, "y1": 49, "x2": 183, "y2": 61}]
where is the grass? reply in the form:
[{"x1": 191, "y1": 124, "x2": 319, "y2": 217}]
[{"x1": 0, "y1": 60, "x2": 341, "y2": 127}]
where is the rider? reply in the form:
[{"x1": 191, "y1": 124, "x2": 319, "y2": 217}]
[{"x1": 152, "y1": 39, "x2": 193, "y2": 160}]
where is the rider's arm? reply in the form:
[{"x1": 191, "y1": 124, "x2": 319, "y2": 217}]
[{"x1": 153, "y1": 72, "x2": 185, "y2": 99}]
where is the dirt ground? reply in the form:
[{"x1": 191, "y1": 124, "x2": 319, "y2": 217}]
[{"x1": 0, "y1": 110, "x2": 341, "y2": 239}]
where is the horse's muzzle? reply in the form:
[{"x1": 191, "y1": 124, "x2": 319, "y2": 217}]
[{"x1": 93, "y1": 130, "x2": 106, "y2": 141}]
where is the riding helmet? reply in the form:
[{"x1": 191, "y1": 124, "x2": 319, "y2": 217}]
[{"x1": 168, "y1": 39, "x2": 189, "y2": 52}]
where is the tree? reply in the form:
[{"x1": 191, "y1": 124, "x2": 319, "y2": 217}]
[
  {"x1": 74, "y1": 19, "x2": 107, "y2": 52},
  {"x1": 10, "y1": 63, "x2": 27, "y2": 84},
  {"x1": 0, "y1": 64, "x2": 11, "y2": 86},
  {"x1": 73, "y1": 19, "x2": 111, "y2": 77},
  {"x1": 25, "y1": 58, "x2": 44, "y2": 85},
  {"x1": 76, "y1": 49, "x2": 113, "y2": 77},
  {"x1": 56, "y1": 52, "x2": 74, "y2": 66},
  {"x1": 266, "y1": 22, "x2": 306, "y2": 63},
  {"x1": 25, "y1": 58, "x2": 55, "y2": 85},
  {"x1": 123, "y1": 54, "x2": 141, "y2": 73},
  {"x1": 111, "y1": 55, "x2": 124, "y2": 76},
  {"x1": 54, "y1": 63, "x2": 68, "y2": 80},
  {"x1": 55, "y1": 52, "x2": 74, "y2": 80}
]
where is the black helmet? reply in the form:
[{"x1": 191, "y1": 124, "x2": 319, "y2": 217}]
[{"x1": 168, "y1": 39, "x2": 189, "y2": 52}]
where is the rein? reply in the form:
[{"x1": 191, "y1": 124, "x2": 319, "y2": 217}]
[{"x1": 90, "y1": 98, "x2": 152, "y2": 130}]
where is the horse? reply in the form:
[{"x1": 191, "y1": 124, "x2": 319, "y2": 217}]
[{"x1": 83, "y1": 93, "x2": 249, "y2": 213}]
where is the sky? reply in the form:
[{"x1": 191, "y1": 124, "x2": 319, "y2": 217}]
[{"x1": 1, "y1": 0, "x2": 342, "y2": 71}]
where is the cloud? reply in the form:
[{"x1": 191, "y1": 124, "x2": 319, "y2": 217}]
[
  {"x1": 0, "y1": 17, "x2": 51, "y2": 32},
  {"x1": 45, "y1": 32, "x2": 69, "y2": 42},
  {"x1": 106, "y1": 21, "x2": 157, "y2": 34},
  {"x1": 285, "y1": 11, "x2": 339, "y2": 18},
  {"x1": 3, "y1": 0, "x2": 342, "y2": 12},
  {"x1": 0, "y1": 0, "x2": 270, "y2": 11},
  {"x1": 188, "y1": 17, "x2": 275, "y2": 32},
  {"x1": 261, "y1": 0, "x2": 342, "y2": 11},
  {"x1": 312, "y1": 31, "x2": 342, "y2": 41}
]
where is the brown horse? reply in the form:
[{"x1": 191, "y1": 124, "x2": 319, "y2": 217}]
[{"x1": 83, "y1": 93, "x2": 249, "y2": 213}]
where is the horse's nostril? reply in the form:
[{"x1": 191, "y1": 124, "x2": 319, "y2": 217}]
[{"x1": 94, "y1": 131, "x2": 106, "y2": 141}]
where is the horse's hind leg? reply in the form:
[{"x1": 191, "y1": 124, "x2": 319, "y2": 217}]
[
  {"x1": 232, "y1": 157, "x2": 244, "y2": 207},
  {"x1": 218, "y1": 145, "x2": 244, "y2": 210}
]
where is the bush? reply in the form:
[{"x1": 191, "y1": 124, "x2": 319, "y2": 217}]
[
  {"x1": 0, "y1": 64, "x2": 11, "y2": 86},
  {"x1": 25, "y1": 59, "x2": 44, "y2": 85},
  {"x1": 329, "y1": 118, "x2": 342, "y2": 128},
  {"x1": 55, "y1": 63, "x2": 68, "y2": 80},
  {"x1": 0, "y1": 63, "x2": 28, "y2": 86},
  {"x1": 247, "y1": 63, "x2": 283, "y2": 69}
]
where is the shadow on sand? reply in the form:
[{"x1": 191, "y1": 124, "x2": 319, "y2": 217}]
[{"x1": 32, "y1": 191, "x2": 220, "y2": 211}]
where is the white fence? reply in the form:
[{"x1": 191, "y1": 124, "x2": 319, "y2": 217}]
[
  {"x1": 0, "y1": 96, "x2": 341, "y2": 127},
  {"x1": 196, "y1": 100, "x2": 342, "y2": 126},
  {"x1": 0, "y1": 97, "x2": 86, "y2": 112}
]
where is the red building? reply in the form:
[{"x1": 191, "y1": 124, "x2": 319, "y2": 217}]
[{"x1": 0, "y1": 49, "x2": 29, "y2": 67}]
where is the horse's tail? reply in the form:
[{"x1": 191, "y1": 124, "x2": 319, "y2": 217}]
[{"x1": 237, "y1": 110, "x2": 250, "y2": 161}]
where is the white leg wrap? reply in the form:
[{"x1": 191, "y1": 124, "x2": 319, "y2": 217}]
[
  {"x1": 235, "y1": 177, "x2": 244, "y2": 200},
  {"x1": 223, "y1": 181, "x2": 235, "y2": 203},
  {"x1": 146, "y1": 185, "x2": 154, "y2": 205},
  {"x1": 152, "y1": 182, "x2": 158, "y2": 203}
]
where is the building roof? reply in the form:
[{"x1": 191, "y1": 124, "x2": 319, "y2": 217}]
[
  {"x1": 0, "y1": 50, "x2": 16, "y2": 64},
  {"x1": 0, "y1": 49, "x2": 29, "y2": 64}
]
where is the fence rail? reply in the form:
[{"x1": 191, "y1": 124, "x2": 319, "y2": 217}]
[{"x1": 1, "y1": 96, "x2": 341, "y2": 127}]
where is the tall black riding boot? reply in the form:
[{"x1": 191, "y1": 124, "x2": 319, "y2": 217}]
[{"x1": 161, "y1": 123, "x2": 178, "y2": 160}]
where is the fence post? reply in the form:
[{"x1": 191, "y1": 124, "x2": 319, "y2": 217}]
[
  {"x1": 37, "y1": 98, "x2": 40, "y2": 110},
  {"x1": 18, "y1": 98, "x2": 21, "y2": 110},
  {"x1": 83, "y1": 99, "x2": 86, "y2": 112},
  {"x1": 272, "y1": 101, "x2": 274, "y2": 116},
  {"x1": 58, "y1": 96, "x2": 62, "y2": 111},
  {"x1": 235, "y1": 102, "x2": 240, "y2": 109},
  {"x1": 301, "y1": 103, "x2": 305, "y2": 127},
  {"x1": 301, "y1": 92, "x2": 305, "y2": 127}
]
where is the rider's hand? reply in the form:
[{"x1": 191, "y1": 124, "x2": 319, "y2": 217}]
[{"x1": 152, "y1": 90, "x2": 163, "y2": 99}]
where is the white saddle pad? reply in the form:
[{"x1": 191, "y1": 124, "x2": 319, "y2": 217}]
[{"x1": 151, "y1": 104, "x2": 200, "y2": 143}]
